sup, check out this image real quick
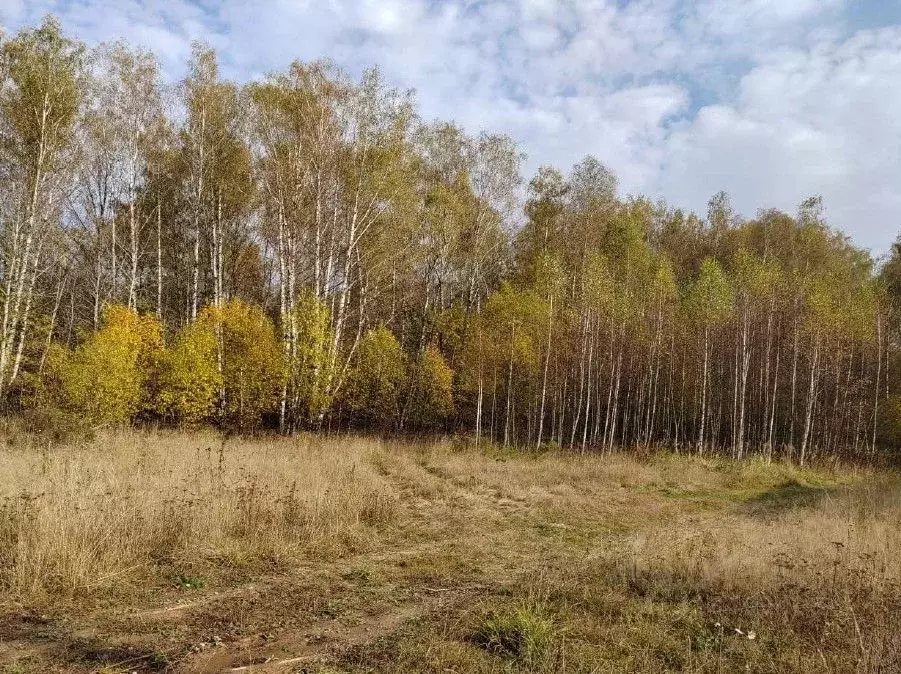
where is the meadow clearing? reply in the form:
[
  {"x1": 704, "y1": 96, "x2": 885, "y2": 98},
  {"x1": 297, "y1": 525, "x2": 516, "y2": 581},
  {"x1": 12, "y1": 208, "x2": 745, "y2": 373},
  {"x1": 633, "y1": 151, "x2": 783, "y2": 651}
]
[{"x1": 0, "y1": 430, "x2": 899, "y2": 673}]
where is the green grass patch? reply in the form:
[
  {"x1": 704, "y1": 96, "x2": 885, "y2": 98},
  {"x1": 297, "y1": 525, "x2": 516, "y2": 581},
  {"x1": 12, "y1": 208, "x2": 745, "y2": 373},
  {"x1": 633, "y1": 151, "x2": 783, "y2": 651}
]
[
  {"x1": 471, "y1": 603, "x2": 558, "y2": 665},
  {"x1": 175, "y1": 574, "x2": 206, "y2": 590},
  {"x1": 342, "y1": 566, "x2": 375, "y2": 584}
]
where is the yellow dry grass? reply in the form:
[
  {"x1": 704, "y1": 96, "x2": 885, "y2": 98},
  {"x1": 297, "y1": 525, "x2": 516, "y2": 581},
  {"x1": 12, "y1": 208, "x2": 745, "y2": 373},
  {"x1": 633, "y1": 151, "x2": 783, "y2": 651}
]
[
  {"x1": 0, "y1": 430, "x2": 898, "y2": 673},
  {"x1": 0, "y1": 430, "x2": 397, "y2": 600}
]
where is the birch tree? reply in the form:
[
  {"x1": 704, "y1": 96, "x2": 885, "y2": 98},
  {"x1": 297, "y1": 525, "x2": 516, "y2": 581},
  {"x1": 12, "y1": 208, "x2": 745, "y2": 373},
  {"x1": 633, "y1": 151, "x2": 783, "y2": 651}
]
[{"x1": 0, "y1": 17, "x2": 83, "y2": 397}]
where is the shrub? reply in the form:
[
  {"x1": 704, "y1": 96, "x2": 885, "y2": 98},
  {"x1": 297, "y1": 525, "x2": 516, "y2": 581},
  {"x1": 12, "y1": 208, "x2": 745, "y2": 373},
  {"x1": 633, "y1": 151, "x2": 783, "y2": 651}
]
[
  {"x1": 288, "y1": 292, "x2": 335, "y2": 423},
  {"x1": 117, "y1": 300, "x2": 285, "y2": 430},
  {"x1": 31, "y1": 305, "x2": 163, "y2": 426},
  {"x1": 407, "y1": 344, "x2": 454, "y2": 430},
  {"x1": 156, "y1": 318, "x2": 221, "y2": 425},
  {"x1": 342, "y1": 326, "x2": 407, "y2": 429},
  {"x1": 202, "y1": 300, "x2": 285, "y2": 429}
]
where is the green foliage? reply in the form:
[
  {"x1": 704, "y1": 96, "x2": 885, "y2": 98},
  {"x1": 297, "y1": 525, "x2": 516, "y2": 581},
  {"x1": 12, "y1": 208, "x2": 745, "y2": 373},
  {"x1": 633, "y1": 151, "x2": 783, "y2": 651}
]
[
  {"x1": 647, "y1": 254, "x2": 678, "y2": 321},
  {"x1": 175, "y1": 574, "x2": 206, "y2": 590},
  {"x1": 531, "y1": 251, "x2": 566, "y2": 302},
  {"x1": 433, "y1": 303, "x2": 468, "y2": 362},
  {"x1": 343, "y1": 326, "x2": 407, "y2": 428},
  {"x1": 732, "y1": 248, "x2": 780, "y2": 304},
  {"x1": 583, "y1": 252, "x2": 616, "y2": 317},
  {"x1": 408, "y1": 345, "x2": 455, "y2": 430},
  {"x1": 880, "y1": 235, "x2": 901, "y2": 315},
  {"x1": 687, "y1": 257, "x2": 734, "y2": 328},
  {"x1": 1, "y1": 16, "x2": 83, "y2": 170},
  {"x1": 799, "y1": 270, "x2": 877, "y2": 344},
  {"x1": 517, "y1": 167, "x2": 567, "y2": 271},
  {"x1": 482, "y1": 283, "x2": 545, "y2": 371},
  {"x1": 289, "y1": 292, "x2": 335, "y2": 423}
]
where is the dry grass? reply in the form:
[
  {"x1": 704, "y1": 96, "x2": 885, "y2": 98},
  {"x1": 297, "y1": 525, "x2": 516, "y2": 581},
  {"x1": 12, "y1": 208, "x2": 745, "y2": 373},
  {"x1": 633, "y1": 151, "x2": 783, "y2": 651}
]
[
  {"x1": 0, "y1": 430, "x2": 898, "y2": 672},
  {"x1": 603, "y1": 477, "x2": 901, "y2": 671},
  {"x1": 0, "y1": 430, "x2": 397, "y2": 601}
]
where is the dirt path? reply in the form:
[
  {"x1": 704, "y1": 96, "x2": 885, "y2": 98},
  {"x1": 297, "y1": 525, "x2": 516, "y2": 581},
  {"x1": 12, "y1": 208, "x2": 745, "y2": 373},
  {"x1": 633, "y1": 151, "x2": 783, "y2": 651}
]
[
  {"x1": 0, "y1": 449, "x2": 723, "y2": 673},
  {"x1": 180, "y1": 583, "x2": 489, "y2": 673},
  {"x1": 168, "y1": 459, "x2": 703, "y2": 672}
]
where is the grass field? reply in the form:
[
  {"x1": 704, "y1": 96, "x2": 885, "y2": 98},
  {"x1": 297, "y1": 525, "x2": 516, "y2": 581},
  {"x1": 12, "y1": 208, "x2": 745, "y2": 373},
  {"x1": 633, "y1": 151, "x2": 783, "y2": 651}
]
[{"x1": 0, "y1": 431, "x2": 899, "y2": 672}]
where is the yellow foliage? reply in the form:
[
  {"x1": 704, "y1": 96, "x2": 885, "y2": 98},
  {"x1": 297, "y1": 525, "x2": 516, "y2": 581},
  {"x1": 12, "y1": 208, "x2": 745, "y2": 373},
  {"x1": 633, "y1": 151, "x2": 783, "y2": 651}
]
[
  {"x1": 35, "y1": 305, "x2": 163, "y2": 425},
  {"x1": 457, "y1": 283, "x2": 545, "y2": 397},
  {"x1": 408, "y1": 345, "x2": 454, "y2": 430},
  {"x1": 207, "y1": 300, "x2": 285, "y2": 429},
  {"x1": 289, "y1": 292, "x2": 335, "y2": 423},
  {"x1": 159, "y1": 301, "x2": 284, "y2": 428},
  {"x1": 156, "y1": 319, "x2": 221, "y2": 425},
  {"x1": 343, "y1": 326, "x2": 407, "y2": 428}
]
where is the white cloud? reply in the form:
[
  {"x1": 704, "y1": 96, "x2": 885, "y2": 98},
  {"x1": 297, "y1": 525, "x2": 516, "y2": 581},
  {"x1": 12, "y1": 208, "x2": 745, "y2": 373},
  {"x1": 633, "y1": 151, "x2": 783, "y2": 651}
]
[
  {"x1": 684, "y1": 0, "x2": 848, "y2": 52},
  {"x1": 3, "y1": 0, "x2": 899, "y2": 253},
  {"x1": 660, "y1": 26, "x2": 901, "y2": 253}
]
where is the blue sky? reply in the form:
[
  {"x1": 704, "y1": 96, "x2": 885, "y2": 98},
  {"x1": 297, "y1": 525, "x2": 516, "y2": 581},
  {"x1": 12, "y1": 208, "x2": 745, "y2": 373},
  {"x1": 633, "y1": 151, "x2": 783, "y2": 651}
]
[{"x1": 3, "y1": 0, "x2": 900, "y2": 255}]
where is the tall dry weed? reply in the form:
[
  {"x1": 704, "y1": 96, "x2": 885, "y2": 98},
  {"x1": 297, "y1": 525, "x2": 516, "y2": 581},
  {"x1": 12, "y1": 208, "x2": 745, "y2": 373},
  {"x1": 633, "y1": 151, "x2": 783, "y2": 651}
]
[{"x1": 0, "y1": 430, "x2": 397, "y2": 600}]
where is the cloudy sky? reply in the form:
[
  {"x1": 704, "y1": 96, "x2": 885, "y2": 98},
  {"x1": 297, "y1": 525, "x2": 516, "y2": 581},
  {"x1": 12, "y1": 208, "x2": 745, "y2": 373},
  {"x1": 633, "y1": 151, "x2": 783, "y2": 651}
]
[{"x1": 3, "y1": 0, "x2": 900, "y2": 255}]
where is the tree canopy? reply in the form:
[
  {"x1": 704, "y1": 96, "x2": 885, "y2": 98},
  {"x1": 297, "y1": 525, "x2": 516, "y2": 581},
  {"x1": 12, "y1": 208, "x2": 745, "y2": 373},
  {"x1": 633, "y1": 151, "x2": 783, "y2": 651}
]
[{"x1": 2, "y1": 16, "x2": 899, "y2": 462}]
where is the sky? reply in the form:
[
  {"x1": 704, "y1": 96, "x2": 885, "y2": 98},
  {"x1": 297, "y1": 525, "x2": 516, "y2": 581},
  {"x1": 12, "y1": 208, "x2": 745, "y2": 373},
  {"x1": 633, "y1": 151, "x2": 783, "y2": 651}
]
[{"x1": 2, "y1": 0, "x2": 900, "y2": 256}]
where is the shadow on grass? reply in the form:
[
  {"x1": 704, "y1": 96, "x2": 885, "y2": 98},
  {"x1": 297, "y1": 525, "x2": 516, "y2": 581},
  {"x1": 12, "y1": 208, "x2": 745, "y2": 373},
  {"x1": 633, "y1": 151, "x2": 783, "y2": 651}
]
[
  {"x1": 738, "y1": 479, "x2": 835, "y2": 517},
  {"x1": 0, "y1": 612, "x2": 171, "y2": 672},
  {"x1": 640, "y1": 479, "x2": 841, "y2": 516}
]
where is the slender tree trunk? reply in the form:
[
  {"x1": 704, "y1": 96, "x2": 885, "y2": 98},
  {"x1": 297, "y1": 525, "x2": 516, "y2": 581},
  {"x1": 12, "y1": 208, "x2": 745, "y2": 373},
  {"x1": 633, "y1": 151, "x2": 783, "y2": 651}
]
[
  {"x1": 93, "y1": 234, "x2": 102, "y2": 329},
  {"x1": 10, "y1": 254, "x2": 39, "y2": 387},
  {"x1": 602, "y1": 317, "x2": 616, "y2": 452},
  {"x1": 737, "y1": 307, "x2": 751, "y2": 459},
  {"x1": 537, "y1": 295, "x2": 553, "y2": 449},
  {"x1": 127, "y1": 156, "x2": 139, "y2": 311},
  {"x1": 570, "y1": 312, "x2": 588, "y2": 448},
  {"x1": 761, "y1": 299, "x2": 774, "y2": 452},
  {"x1": 277, "y1": 206, "x2": 289, "y2": 433},
  {"x1": 790, "y1": 315, "x2": 799, "y2": 452},
  {"x1": 314, "y1": 169, "x2": 323, "y2": 301},
  {"x1": 111, "y1": 209, "x2": 117, "y2": 304},
  {"x1": 872, "y1": 314, "x2": 883, "y2": 455},
  {"x1": 698, "y1": 325, "x2": 710, "y2": 455},
  {"x1": 0, "y1": 96, "x2": 48, "y2": 397},
  {"x1": 800, "y1": 335, "x2": 820, "y2": 466},
  {"x1": 767, "y1": 332, "x2": 781, "y2": 462},
  {"x1": 504, "y1": 321, "x2": 516, "y2": 446},
  {"x1": 156, "y1": 202, "x2": 163, "y2": 320},
  {"x1": 607, "y1": 325, "x2": 625, "y2": 452},
  {"x1": 581, "y1": 314, "x2": 594, "y2": 453},
  {"x1": 190, "y1": 106, "x2": 206, "y2": 323},
  {"x1": 732, "y1": 326, "x2": 740, "y2": 455},
  {"x1": 475, "y1": 320, "x2": 484, "y2": 446},
  {"x1": 39, "y1": 276, "x2": 65, "y2": 373}
]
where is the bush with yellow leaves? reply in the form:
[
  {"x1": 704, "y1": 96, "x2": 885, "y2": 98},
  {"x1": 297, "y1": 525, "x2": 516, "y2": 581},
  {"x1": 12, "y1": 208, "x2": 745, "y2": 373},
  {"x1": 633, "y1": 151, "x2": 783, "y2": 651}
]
[
  {"x1": 288, "y1": 292, "x2": 335, "y2": 425},
  {"x1": 156, "y1": 317, "x2": 221, "y2": 425},
  {"x1": 407, "y1": 344, "x2": 454, "y2": 430},
  {"x1": 33, "y1": 305, "x2": 163, "y2": 427},
  {"x1": 157, "y1": 301, "x2": 285, "y2": 429},
  {"x1": 214, "y1": 301, "x2": 285, "y2": 429},
  {"x1": 342, "y1": 326, "x2": 407, "y2": 429}
]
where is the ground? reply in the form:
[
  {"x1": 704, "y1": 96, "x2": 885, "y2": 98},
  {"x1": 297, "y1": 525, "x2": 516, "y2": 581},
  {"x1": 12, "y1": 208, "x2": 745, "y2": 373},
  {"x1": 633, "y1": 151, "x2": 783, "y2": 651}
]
[{"x1": 0, "y1": 431, "x2": 898, "y2": 672}]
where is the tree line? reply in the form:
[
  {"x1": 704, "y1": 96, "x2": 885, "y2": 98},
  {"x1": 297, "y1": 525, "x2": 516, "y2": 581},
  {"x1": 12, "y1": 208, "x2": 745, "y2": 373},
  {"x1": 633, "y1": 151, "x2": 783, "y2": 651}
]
[{"x1": 3, "y1": 17, "x2": 901, "y2": 461}]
